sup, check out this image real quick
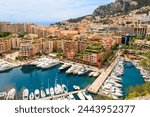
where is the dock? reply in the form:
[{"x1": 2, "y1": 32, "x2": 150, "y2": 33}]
[
  {"x1": 87, "y1": 57, "x2": 118, "y2": 94},
  {"x1": 39, "y1": 89, "x2": 86, "y2": 100}
]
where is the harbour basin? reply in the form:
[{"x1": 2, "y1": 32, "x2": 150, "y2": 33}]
[{"x1": 0, "y1": 64, "x2": 95, "y2": 93}]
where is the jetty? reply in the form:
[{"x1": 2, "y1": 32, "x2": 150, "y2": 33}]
[
  {"x1": 87, "y1": 57, "x2": 118, "y2": 94},
  {"x1": 39, "y1": 89, "x2": 86, "y2": 100}
]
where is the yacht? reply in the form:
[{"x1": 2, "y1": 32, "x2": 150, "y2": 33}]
[
  {"x1": 73, "y1": 67, "x2": 81, "y2": 75},
  {"x1": 40, "y1": 90, "x2": 46, "y2": 98},
  {"x1": 40, "y1": 61, "x2": 60, "y2": 69},
  {"x1": 78, "y1": 67, "x2": 88, "y2": 75},
  {"x1": 93, "y1": 72, "x2": 100, "y2": 77},
  {"x1": 59, "y1": 63, "x2": 71, "y2": 70},
  {"x1": 54, "y1": 85, "x2": 60, "y2": 95},
  {"x1": 34, "y1": 89, "x2": 40, "y2": 100},
  {"x1": 22, "y1": 89, "x2": 29, "y2": 100},
  {"x1": 77, "y1": 92, "x2": 85, "y2": 100},
  {"x1": 50, "y1": 87, "x2": 54, "y2": 96},
  {"x1": 0, "y1": 92, "x2": 7, "y2": 98},
  {"x1": 73, "y1": 85, "x2": 80, "y2": 90},
  {"x1": 62, "y1": 84, "x2": 68, "y2": 93},
  {"x1": 29, "y1": 92, "x2": 34, "y2": 100},
  {"x1": 56, "y1": 84, "x2": 63, "y2": 94},
  {"x1": 89, "y1": 71, "x2": 95, "y2": 77},
  {"x1": 66, "y1": 65, "x2": 77, "y2": 74},
  {"x1": 82, "y1": 91, "x2": 93, "y2": 100},
  {"x1": 6, "y1": 88, "x2": 16, "y2": 100}
]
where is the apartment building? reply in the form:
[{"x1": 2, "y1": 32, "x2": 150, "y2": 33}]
[{"x1": 0, "y1": 38, "x2": 12, "y2": 53}]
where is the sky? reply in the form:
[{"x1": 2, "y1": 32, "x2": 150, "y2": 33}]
[{"x1": 0, "y1": 0, "x2": 113, "y2": 23}]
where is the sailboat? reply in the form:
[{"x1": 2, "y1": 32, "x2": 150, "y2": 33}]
[
  {"x1": 40, "y1": 78, "x2": 46, "y2": 98},
  {"x1": 34, "y1": 89, "x2": 40, "y2": 100},
  {"x1": 29, "y1": 92, "x2": 34, "y2": 100},
  {"x1": 46, "y1": 79, "x2": 50, "y2": 96},
  {"x1": 50, "y1": 87, "x2": 54, "y2": 96},
  {"x1": 22, "y1": 88, "x2": 29, "y2": 100}
]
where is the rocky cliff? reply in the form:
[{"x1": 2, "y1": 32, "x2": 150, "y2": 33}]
[{"x1": 92, "y1": 0, "x2": 150, "y2": 17}]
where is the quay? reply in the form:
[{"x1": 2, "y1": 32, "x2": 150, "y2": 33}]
[
  {"x1": 87, "y1": 57, "x2": 118, "y2": 94},
  {"x1": 39, "y1": 89, "x2": 86, "y2": 100}
]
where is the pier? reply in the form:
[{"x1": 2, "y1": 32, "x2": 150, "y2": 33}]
[
  {"x1": 87, "y1": 58, "x2": 118, "y2": 94},
  {"x1": 39, "y1": 89, "x2": 86, "y2": 100}
]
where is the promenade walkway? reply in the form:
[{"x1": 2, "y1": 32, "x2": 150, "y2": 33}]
[
  {"x1": 39, "y1": 89, "x2": 86, "y2": 100},
  {"x1": 87, "y1": 58, "x2": 118, "y2": 94}
]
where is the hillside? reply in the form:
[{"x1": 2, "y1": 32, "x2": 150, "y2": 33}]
[{"x1": 92, "y1": 0, "x2": 150, "y2": 18}]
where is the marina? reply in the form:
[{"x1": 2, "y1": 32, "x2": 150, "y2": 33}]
[
  {"x1": 0, "y1": 56, "x2": 146, "y2": 100},
  {"x1": 0, "y1": 61, "x2": 94, "y2": 100}
]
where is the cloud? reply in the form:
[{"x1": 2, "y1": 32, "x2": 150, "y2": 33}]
[{"x1": 0, "y1": 0, "x2": 112, "y2": 22}]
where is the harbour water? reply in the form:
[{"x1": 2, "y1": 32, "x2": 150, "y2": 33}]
[
  {"x1": 122, "y1": 61, "x2": 145, "y2": 98},
  {"x1": 0, "y1": 65, "x2": 94, "y2": 93},
  {"x1": 0, "y1": 61, "x2": 145, "y2": 99}
]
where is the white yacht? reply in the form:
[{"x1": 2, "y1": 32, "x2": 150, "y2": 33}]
[
  {"x1": 40, "y1": 61, "x2": 60, "y2": 69},
  {"x1": 77, "y1": 92, "x2": 85, "y2": 100},
  {"x1": 73, "y1": 85, "x2": 80, "y2": 90},
  {"x1": 29, "y1": 92, "x2": 34, "y2": 100},
  {"x1": 59, "y1": 63, "x2": 71, "y2": 70},
  {"x1": 89, "y1": 71, "x2": 95, "y2": 77},
  {"x1": 78, "y1": 67, "x2": 88, "y2": 75},
  {"x1": 54, "y1": 85, "x2": 60, "y2": 95},
  {"x1": 82, "y1": 91, "x2": 93, "y2": 100},
  {"x1": 0, "y1": 92, "x2": 7, "y2": 98},
  {"x1": 22, "y1": 89, "x2": 29, "y2": 100},
  {"x1": 40, "y1": 90, "x2": 46, "y2": 98},
  {"x1": 34, "y1": 89, "x2": 40, "y2": 100},
  {"x1": 66, "y1": 65, "x2": 77, "y2": 74},
  {"x1": 50, "y1": 87, "x2": 54, "y2": 96},
  {"x1": 57, "y1": 84, "x2": 63, "y2": 94},
  {"x1": 6, "y1": 88, "x2": 16, "y2": 100},
  {"x1": 93, "y1": 72, "x2": 100, "y2": 77}
]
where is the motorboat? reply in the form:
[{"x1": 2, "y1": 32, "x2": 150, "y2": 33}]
[
  {"x1": 78, "y1": 67, "x2": 88, "y2": 75},
  {"x1": 66, "y1": 65, "x2": 77, "y2": 74},
  {"x1": 6, "y1": 88, "x2": 16, "y2": 100},
  {"x1": 29, "y1": 92, "x2": 34, "y2": 100},
  {"x1": 77, "y1": 92, "x2": 85, "y2": 100},
  {"x1": 73, "y1": 85, "x2": 80, "y2": 90},
  {"x1": 40, "y1": 61, "x2": 60, "y2": 69},
  {"x1": 22, "y1": 89, "x2": 29, "y2": 100},
  {"x1": 59, "y1": 63, "x2": 71, "y2": 70},
  {"x1": 34, "y1": 89, "x2": 40, "y2": 100},
  {"x1": 89, "y1": 71, "x2": 95, "y2": 77},
  {"x1": 82, "y1": 91, "x2": 93, "y2": 100},
  {"x1": 93, "y1": 72, "x2": 100, "y2": 77}
]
